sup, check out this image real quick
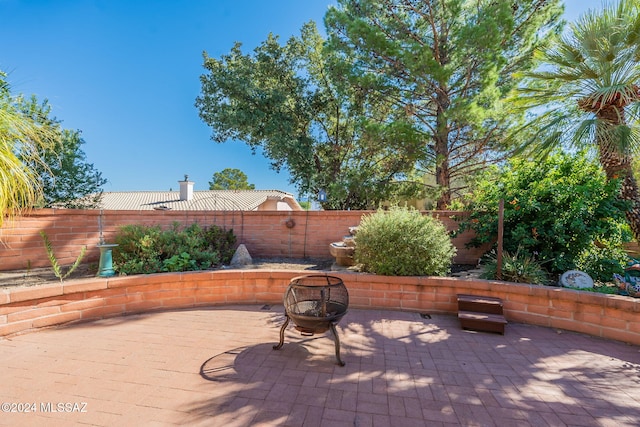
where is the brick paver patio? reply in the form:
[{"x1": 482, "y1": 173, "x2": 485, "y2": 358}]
[{"x1": 1, "y1": 306, "x2": 639, "y2": 426}]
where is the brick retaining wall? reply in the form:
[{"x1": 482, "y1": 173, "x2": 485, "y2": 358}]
[
  {"x1": 1, "y1": 270, "x2": 638, "y2": 346},
  {"x1": 0, "y1": 209, "x2": 486, "y2": 271}
]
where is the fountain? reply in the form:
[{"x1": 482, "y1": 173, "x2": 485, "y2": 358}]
[
  {"x1": 329, "y1": 226, "x2": 357, "y2": 267},
  {"x1": 97, "y1": 210, "x2": 118, "y2": 277}
]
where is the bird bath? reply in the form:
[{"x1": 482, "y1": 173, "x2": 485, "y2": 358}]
[
  {"x1": 97, "y1": 211, "x2": 118, "y2": 277},
  {"x1": 97, "y1": 243, "x2": 118, "y2": 277}
]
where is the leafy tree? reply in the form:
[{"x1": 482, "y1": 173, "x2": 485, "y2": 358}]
[
  {"x1": 16, "y1": 96, "x2": 106, "y2": 209},
  {"x1": 324, "y1": 0, "x2": 563, "y2": 208},
  {"x1": 196, "y1": 22, "x2": 423, "y2": 209},
  {"x1": 0, "y1": 71, "x2": 58, "y2": 229},
  {"x1": 461, "y1": 151, "x2": 631, "y2": 276},
  {"x1": 298, "y1": 200, "x2": 311, "y2": 210},
  {"x1": 514, "y1": 0, "x2": 640, "y2": 239},
  {"x1": 34, "y1": 129, "x2": 106, "y2": 208},
  {"x1": 209, "y1": 168, "x2": 255, "y2": 190}
]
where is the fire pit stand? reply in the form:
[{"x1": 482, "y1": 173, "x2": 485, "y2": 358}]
[{"x1": 273, "y1": 274, "x2": 349, "y2": 366}]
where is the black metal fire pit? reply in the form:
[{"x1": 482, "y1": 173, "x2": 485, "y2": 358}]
[{"x1": 273, "y1": 274, "x2": 349, "y2": 366}]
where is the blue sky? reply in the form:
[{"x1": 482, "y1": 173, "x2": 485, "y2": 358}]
[{"x1": 1, "y1": 0, "x2": 604, "y2": 196}]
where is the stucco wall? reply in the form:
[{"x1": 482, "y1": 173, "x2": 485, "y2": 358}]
[{"x1": 0, "y1": 209, "x2": 487, "y2": 271}]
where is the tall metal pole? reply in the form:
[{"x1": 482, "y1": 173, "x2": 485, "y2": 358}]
[{"x1": 497, "y1": 199, "x2": 504, "y2": 280}]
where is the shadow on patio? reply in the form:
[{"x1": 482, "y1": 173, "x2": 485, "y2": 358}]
[{"x1": 0, "y1": 306, "x2": 639, "y2": 426}]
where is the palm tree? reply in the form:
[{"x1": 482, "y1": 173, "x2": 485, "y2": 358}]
[
  {"x1": 0, "y1": 71, "x2": 57, "y2": 230},
  {"x1": 515, "y1": 0, "x2": 640, "y2": 240}
]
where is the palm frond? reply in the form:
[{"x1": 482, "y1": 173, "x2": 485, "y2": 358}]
[
  {"x1": 0, "y1": 89, "x2": 59, "y2": 230},
  {"x1": 512, "y1": 0, "x2": 640, "y2": 159}
]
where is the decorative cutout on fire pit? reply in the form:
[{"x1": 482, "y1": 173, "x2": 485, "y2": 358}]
[{"x1": 273, "y1": 274, "x2": 349, "y2": 366}]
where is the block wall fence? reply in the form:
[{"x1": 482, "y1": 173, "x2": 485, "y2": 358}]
[
  {"x1": 1, "y1": 270, "x2": 639, "y2": 346},
  {"x1": 0, "y1": 209, "x2": 487, "y2": 271}
]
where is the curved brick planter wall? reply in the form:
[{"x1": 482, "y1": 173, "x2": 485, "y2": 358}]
[{"x1": 1, "y1": 270, "x2": 639, "y2": 345}]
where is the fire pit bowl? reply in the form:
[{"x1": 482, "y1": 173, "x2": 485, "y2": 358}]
[{"x1": 273, "y1": 274, "x2": 349, "y2": 366}]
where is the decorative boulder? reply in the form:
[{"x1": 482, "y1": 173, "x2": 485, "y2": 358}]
[{"x1": 230, "y1": 244, "x2": 253, "y2": 267}]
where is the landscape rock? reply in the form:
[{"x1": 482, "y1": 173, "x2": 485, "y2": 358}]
[{"x1": 230, "y1": 244, "x2": 253, "y2": 267}]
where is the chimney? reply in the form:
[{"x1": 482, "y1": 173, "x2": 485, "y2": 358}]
[{"x1": 179, "y1": 175, "x2": 194, "y2": 201}]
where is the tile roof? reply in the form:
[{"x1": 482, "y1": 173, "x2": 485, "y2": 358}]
[{"x1": 96, "y1": 190, "x2": 303, "y2": 211}]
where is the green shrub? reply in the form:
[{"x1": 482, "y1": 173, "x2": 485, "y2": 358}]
[
  {"x1": 355, "y1": 206, "x2": 456, "y2": 276},
  {"x1": 156, "y1": 223, "x2": 216, "y2": 270},
  {"x1": 163, "y1": 252, "x2": 197, "y2": 272},
  {"x1": 202, "y1": 224, "x2": 236, "y2": 264},
  {"x1": 113, "y1": 225, "x2": 163, "y2": 274},
  {"x1": 574, "y1": 244, "x2": 627, "y2": 283},
  {"x1": 113, "y1": 223, "x2": 236, "y2": 275},
  {"x1": 460, "y1": 151, "x2": 631, "y2": 276},
  {"x1": 480, "y1": 249, "x2": 549, "y2": 285}
]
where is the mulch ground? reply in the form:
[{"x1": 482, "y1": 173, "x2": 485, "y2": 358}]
[{"x1": 0, "y1": 258, "x2": 476, "y2": 289}]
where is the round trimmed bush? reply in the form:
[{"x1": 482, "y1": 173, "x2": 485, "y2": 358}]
[{"x1": 355, "y1": 206, "x2": 456, "y2": 276}]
